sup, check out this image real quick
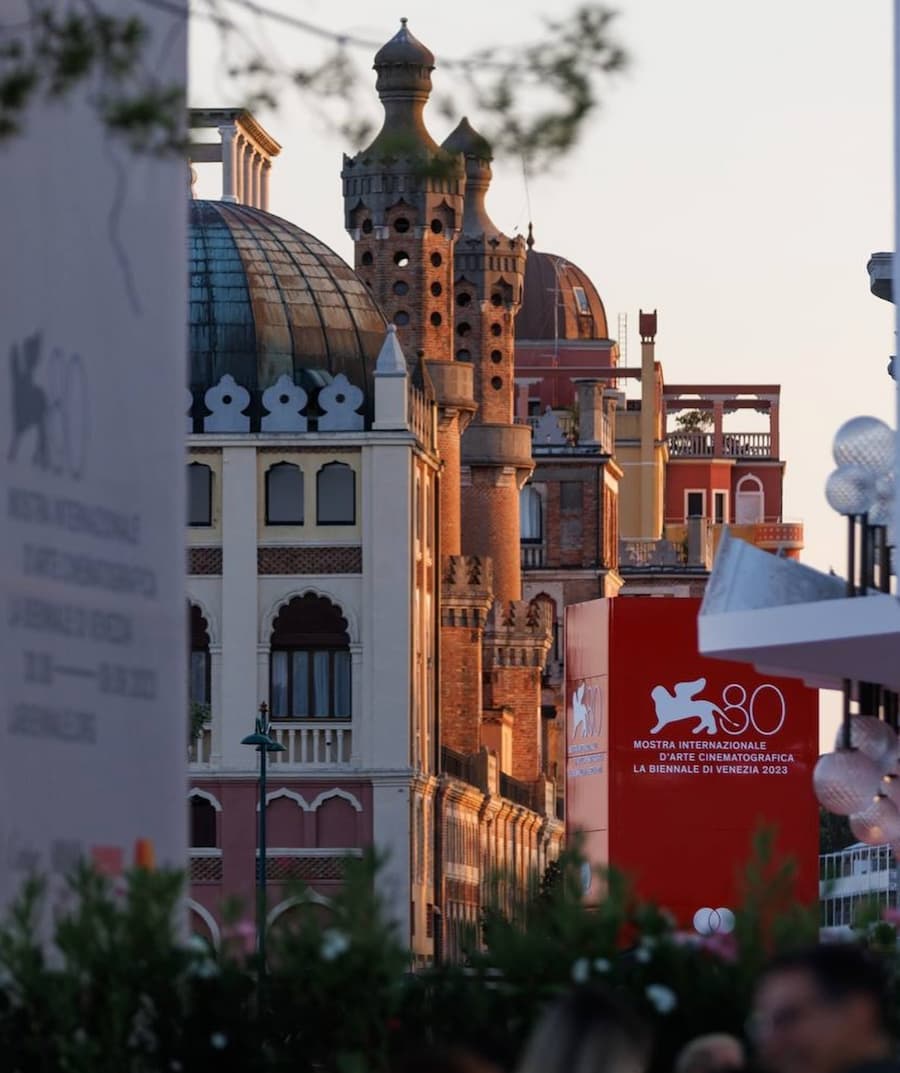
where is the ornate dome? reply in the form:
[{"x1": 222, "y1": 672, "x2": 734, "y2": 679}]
[
  {"x1": 189, "y1": 200, "x2": 386, "y2": 412},
  {"x1": 373, "y1": 17, "x2": 435, "y2": 69},
  {"x1": 516, "y1": 244, "x2": 610, "y2": 342}
]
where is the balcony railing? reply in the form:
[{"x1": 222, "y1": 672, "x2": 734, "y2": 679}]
[
  {"x1": 521, "y1": 542, "x2": 546, "y2": 568},
  {"x1": 667, "y1": 431, "x2": 772, "y2": 458},
  {"x1": 267, "y1": 720, "x2": 352, "y2": 766},
  {"x1": 618, "y1": 538, "x2": 686, "y2": 567},
  {"x1": 189, "y1": 723, "x2": 212, "y2": 767},
  {"x1": 499, "y1": 772, "x2": 536, "y2": 809}
]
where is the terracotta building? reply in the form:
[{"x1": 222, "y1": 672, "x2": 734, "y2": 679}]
[{"x1": 185, "y1": 24, "x2": 567, "y2": 961}]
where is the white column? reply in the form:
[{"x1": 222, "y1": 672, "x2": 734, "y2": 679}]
[
  {"x1": 217, "y1": 124, "x2": 239, "y2": 202},
  {"x1": 260, "y1": 160, "x2": 271, "y2": 211},
  {"x1": 209, "y1": 643, "x2": 223, "y2": 764},
  {"x1": 256, "y1": 644, "x2": 269, "y2": 718},
  {"x1": 242, "y1": 142, "x2": 253, "y2": 209},
  {"x1": 250, "y1": 151, "x2": 262, "y2": 209},
  {"x1": 219, "y1": 446, "x2": 260, "y2": 767}
]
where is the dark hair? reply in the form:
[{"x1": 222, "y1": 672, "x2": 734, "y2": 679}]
[
  {"x1": 517, "y1": 984, "x2": 651, "y2": 1073},
  {"x1": 759, "y1": 945, "x2": 890, "y2": 1031}
]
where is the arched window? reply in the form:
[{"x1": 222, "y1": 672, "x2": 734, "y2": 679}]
[
  {"x1": 266, "y1": 462, "x2": 303, "y2": 525},
  {"x1": 735, "y1": 474, "x2": 765, "y2": 524},
  {"x1": 520, "y1": 485, "x2": 543, "y2": 542},
  {"x1": 190, "y1": 797, "x2": 217, "y2": 848},
  {"x1": 188, "y1": 603, "x2": 210, "y2": 707},
  {"x1": 187, "y1": 462, "x2": 212, "y2": 526},
  {"x1": 317, "y1": 463, "x2": 355, "y2": 525},
  {"x1": 270, "y1": 594, "x2": 351, "y2": 719}
]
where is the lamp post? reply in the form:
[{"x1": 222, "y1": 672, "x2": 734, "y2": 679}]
[{"x1": 241, "y1": 701, "x2": 285, "y2": 977}]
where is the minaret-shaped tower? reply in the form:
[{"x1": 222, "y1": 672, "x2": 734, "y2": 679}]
[
  {"x1": 341, "y1": 19, "x2": 464, "y2": 361},
  {"x1": 441, "y1": 118, "x2": 532, "y2": 602}
]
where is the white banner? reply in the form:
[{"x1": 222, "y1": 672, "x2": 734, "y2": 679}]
[{"x1": 0, "y1": 1, "x2": 188, "y2": 905}]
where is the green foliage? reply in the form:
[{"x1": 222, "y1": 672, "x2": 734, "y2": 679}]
[
  {"x1": 820, "y1": 807, "x2": 854, "y2": 854},
  {"x1": 0, "y1": 831, "x2": 832, "y2": 1073},
  {"x1": 0, "y1": 6, "x2": 184, "y2": 152},
  {"x1": 189, "y1": 701, "x2": 210, "y2": 744},
  {"x1": 674, "y1": 409, "x2": 714, "y2": 433},
  {"x1": 0, "y1": 2, "x2": 627, "y2": 171}
]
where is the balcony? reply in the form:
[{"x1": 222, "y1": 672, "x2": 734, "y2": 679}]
[
  {"x1": 188, "y1": 720, "x2": 353, "y2": 771},
  {"x1": 521, "y1": 542, "x2": 547, "y2": 568},
  {"x1": 267, "y1": 721, "x2": 352, "y2": 766},
  {"x1": 667, "y1": 431, "x2": 772, "y2": 458}
]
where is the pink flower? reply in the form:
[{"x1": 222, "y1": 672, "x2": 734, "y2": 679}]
[
  {"x1": 699, "y1": 932, "x2": 739, "y2": 963},
  {"x1": 223, "y1": 918, "x2": 257, "y2": 956},
  {"x1": 881, "y1": 907, "x2": 900, "y2": 926}
]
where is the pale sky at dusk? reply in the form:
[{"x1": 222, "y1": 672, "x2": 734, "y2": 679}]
[{"x1": 190, "y1": 0, "x2": 897, "y2": 746}]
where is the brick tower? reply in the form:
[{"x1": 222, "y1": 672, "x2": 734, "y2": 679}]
[
  {"x1": 341, "y1": 19, "x2": 464, "y2": 363},
  {"x1": 441, "y1": 118, "x2": 532, "y2": 602}
]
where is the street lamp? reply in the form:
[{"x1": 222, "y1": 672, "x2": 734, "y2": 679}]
[{"x1": 241, "y1": 701, "x2": 285, "y2": 975}]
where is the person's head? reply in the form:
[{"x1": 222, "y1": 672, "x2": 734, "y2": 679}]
[
  {"x1": 516, "y1": 984, "x2": 651, "y2": 1073},
  {"x1": 751, "y1": 945, "x2": 892, "y2": 1073},
  {"x1": 675, "y1": 1033, "x2": 745, "y2": 1073}
]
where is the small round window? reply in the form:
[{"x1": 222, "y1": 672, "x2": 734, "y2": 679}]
[
  {"x1": 490, "y1": 349, "x2": 502, "y2": 364},
  {"x1": 430, "y1": 312, "x2": 442, "y2": 326},
  {"x1": 361, "y1": 219, "x2": 373, "y2": 234},
  {"x1": 456, "y1": 349, "x2": 471, "y2": 362},
  {"x1": 430, "y1": 281, "x2": 442, "y2": 297},
  {"x1": 430, "y1": 252, "x2": 442, "y2": 267},
  {"x1": 491, "y1": 376, "x2": 503, "y2": 391},
  {"x1": 430, "y1": 219, "x2": 444, "y2": 234},
  {"x1": 394, "y1": 251, "x2": 410, "y2": 267},
  {"x1": 361, "y1": 251, "x2": 373, "y2": 266},
  {"x1": 457, "y1": 322, "x2": 471, "y2": 337},
  {"x1": 457, "y1": 292, "x2": 472, "y2": 307},
  {"x1": 393, "y1": 280, "x2": 409, "y2": 296},
  {"x1": 394, "y1": 311, "x2": 410, "y2": 326},
  {"x1": 394, "y1": 217, "x2": 410, "y2": 233},
  {"x1": 491, "y1": 292, "x2": 502, "y2": 306},
  {"x1": 490, "y1": 323, "x2": 502, "y2": 337}
]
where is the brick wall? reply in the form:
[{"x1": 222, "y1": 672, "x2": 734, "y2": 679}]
[
  {"x1": 461, "y1": 467, "x2": 521, "y2": 603},
  {"x1": 485, "y1": 664, "x2": 543, "y2": 782},
  {"x1": 440, "y1": 623, "x2": 484, "y2": 755}
]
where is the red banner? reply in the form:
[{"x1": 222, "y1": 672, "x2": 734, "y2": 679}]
[{"x1": 565, "y1": 597, "x2": 819, "y2": 928}]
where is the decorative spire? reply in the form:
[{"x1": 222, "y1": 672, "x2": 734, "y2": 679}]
[
  {"x1": 375, "y1": 324, "x2": 408, "y2": 376},
  {"x1": 526, "y1": 221, "x2": 534, "y2": 250},
  {"x1": 442, "y1": 116, "x2": 492, "y2": 162},
  {"x1": 361, "y1": 20, "x2": 439, "y2": 157}
]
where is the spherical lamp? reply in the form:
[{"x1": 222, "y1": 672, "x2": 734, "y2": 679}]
[
  {"x1": 850, "y1": 797, "x2": 900, "y2": 845},
  {"x1": 832, "y1": 416, "x2": 894, "y2": 474},
  {"x1": 814, "y1": 750, "x2": 882, "y2": 815},
  {"x1": 834, "y1": 716, "x2": 898, "y2": 771},
  {"x1": 825, "y1": 465, "x2": 876, "y2": 517}
]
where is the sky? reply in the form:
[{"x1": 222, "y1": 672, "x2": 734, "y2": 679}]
[{"x1": 190, "y1": 0, "x2": 897, "y2": 746}]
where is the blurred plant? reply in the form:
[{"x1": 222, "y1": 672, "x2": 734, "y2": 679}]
[
  {"x1": 189, "y1": 700, "x2": 210, "y2": 745},
  {"x1": 0, "y1": 830, "x2": 824, "y2": 1073},
  {"x1": 0, "y1": 1, "x2": 627, "y2": 172},
  {"x1": 675, "y1": 410, "x2": 714, "y2": 434}
]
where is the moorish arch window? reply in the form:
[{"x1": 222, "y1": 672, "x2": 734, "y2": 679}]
[
  {"x1": 189, "y1": 794, "x2": 217, "y2": 848},
  {"x1": 735, "y1": 474, "x2": 765, "y2": 525},
  {"x1": 266, "y1": 462, "x2": 303, "y2": 525},
  {"x1": 188, "y1": 603, "x2": 210, "y2": 708},
  {"x1": 270, "y1": 594, "x2": 351, "y2": 719},
  {"x1": 317, "y1": 462, "x2": 355, "y2": 525},
  {"x1": 187, "y1": 462, "x2": 212, "y2": 526}
]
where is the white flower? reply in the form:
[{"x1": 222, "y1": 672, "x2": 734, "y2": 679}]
[
  {"x1": 210, "y1": 1032, "x2": 228, "y2": 1050},
  {"x1": 571, "y1": 957, "x2": 591, "y2": 984},
  {"x1": 320, "y1": 928, "x2": 351, "y2": 961},
  {"x1": 635, "y1": 946, "x2": 652, "y2": 964},
  {"x1": 592, "y1": 958, "x2": 611, "y2": 973},
  {"x1": 645, "y1": 983, "x2": 677, "y2": 1015}
]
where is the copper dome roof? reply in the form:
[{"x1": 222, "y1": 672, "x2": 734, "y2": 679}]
[
  {"x1": 516, "y1": 246, "x2": 610, "y2": 342},
  {"x1": 189, "y1": 200, "x2": 386, "y2": 408}
]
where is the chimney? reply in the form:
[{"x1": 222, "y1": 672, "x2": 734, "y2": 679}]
[{"x1": 188, "y1": 108, "x2": 281, "y2": 209}]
